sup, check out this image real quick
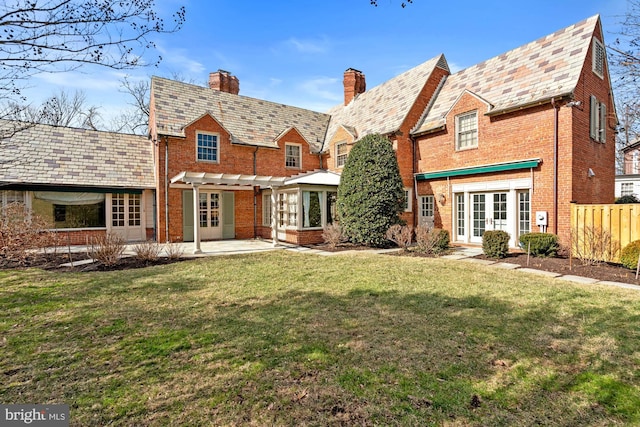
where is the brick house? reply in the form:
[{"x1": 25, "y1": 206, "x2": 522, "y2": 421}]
[
  {"x1": 616, "y1": 140, "x2": 640, "y2": 199},
  {"x1": 0, "y1": 14, "x2": 615, "y2": 250},
  {"x1": 0, "y1": 123, "x2": 155, "y2": 245}
]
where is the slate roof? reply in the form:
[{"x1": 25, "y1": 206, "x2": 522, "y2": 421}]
[
  {"x1": 151, "y1": 77, "x2": 331, "y2": 152},
  {"x1": 413, "y1": 15, "x2": 600, "y2": 134},
  {"x1": 0, "y1": 122, "x2": 154, "y2": 189},
  {"x1": 324, "y1": 54, "x2": 449, "y2": 148}
]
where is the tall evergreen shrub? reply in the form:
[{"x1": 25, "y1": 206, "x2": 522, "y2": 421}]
[{"x1": 337, "y1": 133, "x2": 405, "y2": 247}]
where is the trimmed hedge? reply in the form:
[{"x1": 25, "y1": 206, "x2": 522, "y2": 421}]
[
  {"x1": 615, "y1": 195, "x2": 640, "y2": 204},
  {"x1": 482, "y1": 230, "x2": 510, "y2": 259},
  {"x1": 620, "y1": 240, "x2": 640, "y2": 270},
  {"x1": 519, "y1": 233, "x2": 559, "y2": 258}
]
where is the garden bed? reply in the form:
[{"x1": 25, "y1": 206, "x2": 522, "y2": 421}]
[{"x1": 473, "y1": 252, "x2": 640, "y2": 286}]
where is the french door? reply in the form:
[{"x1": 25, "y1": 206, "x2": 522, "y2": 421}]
[
  {"x1": 110, "y1": 193, "x2": 144, "y2": 241},
  {"x1": 469, "y1": 192, "x2": 508, "y2": 243},
  {"x1": 198, "y1": 192, "x2": 222, "y2": 240}
]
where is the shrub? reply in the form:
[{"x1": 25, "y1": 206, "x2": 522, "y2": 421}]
[
  {"x1": 620, "y1": 240, "x2": 640, "y2": 270},
  {"x1": 385, "y1": 224, "x2": 413, "y2": 250},
  {"x1": 482, "y1": 230, "x2": 510, "y2": 259},
  {"x1": 415, "y1": 225, "x2": 449, "y2": 255},
  {"x1": 0, "y1": 202, "x2": 58, "y2": 265},
  {"x1": 322, "y1": 223, "x2": 347, "y2": 249},
  {"x1": 615, "y1": 194, "x2": 640, "y2": 204},
  {"x1": 519, "y1": 233, "x2": 559, "y2": 258},
  {"x1": 571, "y1": 226, "x2": 620, "y2": 265},
  {"x1": 337, "y1": 133, "x2": 404, "y2": 247},
  {"x1": 132, "y1": 240, "x2": 161, "y2": 262},
  {"x1": 88, "y1": 232, "x2": 125, "y2": 266},
  {"x1": 164, "y1": 242, "x2": 185, "y2": 260}
]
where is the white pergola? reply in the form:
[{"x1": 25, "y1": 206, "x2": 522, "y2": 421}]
[{"x1": 170, "y1": 171, "x2": 287, "y2": 253}]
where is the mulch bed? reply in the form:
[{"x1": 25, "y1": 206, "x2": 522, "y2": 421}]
[
  {"x1": 473, "y1": 253, "x2": 640, "y2": 286},
  {"x1": 1, "y1": 253, "x2": 187, "y2": 272}
]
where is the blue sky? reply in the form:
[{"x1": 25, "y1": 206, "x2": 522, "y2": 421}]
[{"x1": 25, "y1": 0, "x2": 629, "y2": 128}]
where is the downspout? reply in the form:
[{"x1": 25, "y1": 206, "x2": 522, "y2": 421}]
[
  {"x1": 410, "y1": 134, "x2": 418, "y2": 228},
  {"x1": 551, "y1": 98, "x2": 559, "y2": 235},
  {"x1": 253, "y1": 146, "x2": 259, "y2": 238},
  {"x1": 164, "y1": 136, "x2": 169, "y2": 243}
]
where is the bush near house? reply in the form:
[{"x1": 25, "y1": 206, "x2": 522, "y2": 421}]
[
  {"x1": 620, "y1": 240, "x2": 640, "y2": 270},
  {"x1": 615, "y1": 195, "x2": 640, "y2": 204},
  {"x1": 415, "y1": 225, "x2": 449, "y2": 255},
  {"x1": 385, "y1": 224, "x2": 413, "y2": 250},
  {"x1": 337, "y1": 133, "x2": 405, "y2": 247},
  {"x1": 519, "y1": 233, "x2": 559, "y2": 258},
  {"x1": 482, "y1": 230, "x2": 510, "y2": 259}
]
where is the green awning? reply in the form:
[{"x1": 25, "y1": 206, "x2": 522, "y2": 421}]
[{"x1": 415, "y1": 159, "x2": 541, "y2": 181}]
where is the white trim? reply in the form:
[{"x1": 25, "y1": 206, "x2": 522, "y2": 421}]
[
  {"x1": 285, "y1": 142, "x2": 302, "y2": 169},
  {"x1": 451, "y1": 178, "x2": 531, "y2": 193},
  {"x1": 404, "y1": 188, "x2": 413, "y2": 212},
  {"x1": 455, "y1": 110, "x2": 478, "y2": 150},
  {"x1": 196, "y1": 131, "x2": 220, "y2": 163},
  {"x1": 170, "y1": 183, "x2": 254, "y2": 191}
]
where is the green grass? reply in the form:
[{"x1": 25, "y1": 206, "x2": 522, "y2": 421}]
[{"x1": 1, "y1": 251, "x2": 640, "y2": 425}]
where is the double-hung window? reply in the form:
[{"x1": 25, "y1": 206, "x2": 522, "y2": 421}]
[
  {"x1": 336, "y1": 142, "x2": 348, "y2": 168},
  {"x1": 285, "y1": 143, "x2": 301, "y2": 169},
  {"x1": 197, "y1": 132, "x2": 219, "y2": 162},
  {"x1": 456, "y1": 111, "x2": 478, "y2": 150},
  {"x1": 590, "y1": 96, "x2": 606, "y2": 143},
  {"x1": 621, "y1": 182, "x2": 634, "y2": 197}
]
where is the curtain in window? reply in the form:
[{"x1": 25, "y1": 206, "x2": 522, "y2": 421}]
[
  {"x1": 303, "y1": 191, "x2": 310, "y2": 227},
  {"x1": 34, "y1": 191, "x2": 106, "y2": 205}
]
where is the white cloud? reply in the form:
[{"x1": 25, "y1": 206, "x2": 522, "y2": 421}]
[
  {"x1": 157, "y1": 45, "x2": 205, "y2": 75},
  {"x1": 284, "y1": 37, "x2": 330, "y2": 54},
  {"x1": 33, "y1": 71, "x2": 123, "y2": 91},
  {"x1": 299, "y1": 77, "x2": 341, "y2": 102},
  {"x1": 448, "y1": 62, "x2": 464, "y2": 73}
]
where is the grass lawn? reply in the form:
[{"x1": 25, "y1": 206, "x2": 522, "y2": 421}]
[{"x1": 1, "y1": 251, "x2": 640, "y2": 426}]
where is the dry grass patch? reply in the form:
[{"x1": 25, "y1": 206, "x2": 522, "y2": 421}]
[{"x1": 1, "y1": 252, "x2": 640, "y2": 425}]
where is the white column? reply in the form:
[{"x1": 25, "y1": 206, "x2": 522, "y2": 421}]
[
  {"x1": 192, "y1": 184, "x2": 202, "y2": 254},
  {"x1": 271, "y1": 187, "x2": 279, "y2": 247}
]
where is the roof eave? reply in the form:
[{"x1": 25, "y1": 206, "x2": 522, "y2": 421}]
[{"x1": 486, "y1": 93, "x2": 573, "y2": 117}]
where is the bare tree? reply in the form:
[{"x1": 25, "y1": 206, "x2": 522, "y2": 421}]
[
  {"x1": 39, "y1": 89, "x2": 103, "y2": 128},
  {"x1": 608, "y1": 1, "x2": 640, "y2": 173},
  {"x1": 0, "y1": 0, "x2": 185, "y2": 137},
  {"x1": 114, "y1": 72, "x2": 201, "y2": 135}
]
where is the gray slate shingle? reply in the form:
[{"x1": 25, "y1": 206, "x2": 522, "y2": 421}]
[{"x1": 0, "y1": 123, "x2": 154, "y2": 188}]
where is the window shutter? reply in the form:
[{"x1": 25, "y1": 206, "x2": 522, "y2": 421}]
[
  {"x1": 589, "y1": 95, "x2": 597, "y2": 140},
  {"x1": 599, "y1": 101, "x2": 607, "y2": 143}
]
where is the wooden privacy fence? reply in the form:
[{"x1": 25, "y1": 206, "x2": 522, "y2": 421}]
[{"x1": 571, "y1": 204, "x2": 640, "y2": 263}]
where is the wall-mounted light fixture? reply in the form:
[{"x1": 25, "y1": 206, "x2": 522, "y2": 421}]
[
  {"x1": 437, "y1": 193, "x2": 446, "y2": 205},
  {"x1": 588, "y1": 168, "x2": 595, "y2": 178}
]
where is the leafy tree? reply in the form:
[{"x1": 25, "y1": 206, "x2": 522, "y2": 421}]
[{"x1": 337, "y1": 133, "x2": 405, "y2": 247}]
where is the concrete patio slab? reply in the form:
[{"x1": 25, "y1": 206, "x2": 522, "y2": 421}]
[
  {"x1": 557, "y1": 275, "x2": 599, "y2": 285},
  {"x1": 459, "y1": 258, "x2": 496, "y2": 266},
  {"x1": 596, "y1": 281, "x2": 640, "y2": 290},
  {"x1": 492, "y1": 262, "x2": 521, "y2": 270}
]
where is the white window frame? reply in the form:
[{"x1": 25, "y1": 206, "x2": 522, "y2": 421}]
[
  {"x1": 285, "y1": 143, "x2": 302, "y2": 169},
  {"x1": 419, "y1": 195, "x2": 434, "y2": 227},
  {"x1": 517, "y1": 190, "x2": 531, "y2": 238},
  {"x1": 335, "y1": 142, "x2": 348, "y2": 168},
  {"x1": 455, "y1": 193, "x2": 465, "y2": 241},
  {"x1": 621, "y1": 182, "x2": 634, "y2": 197},
  {"x1": 592, "y1": 37, "x2": 605, "y2": 79},
  {"x1": 1, "y1": 190, "x2": 25, "y2": 207},
  {"x1": 196, "y1": 131, "x2": 220, "y2": 163},
  {"x1": 455, "y1": 111, "x2": 478, "y2": 150},
  {"x1": 262, "y1": 193, "x2": 272, "y2": 227},
  {"x1": 403, "y1": 188, "x2": 412, "y2": 212},
  {"x1": 590, "y1": 95, "x2": 607, "y2": 143}
]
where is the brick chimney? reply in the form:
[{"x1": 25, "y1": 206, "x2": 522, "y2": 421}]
[
  {"x1": 209, "y1": 69, "x2": 240, "y2": 95},
  {"x1": 343, "y1": 68, "x2": 366, "y2": 105}
]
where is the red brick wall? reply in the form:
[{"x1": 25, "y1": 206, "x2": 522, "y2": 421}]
[
  {"x1": 414, "y1": 28, "x2": 616, "y2": 246},
  {"x1": 155, "y1": 115, "x2": 325, "y2": 242},
  {"x1": 53, "y1": 229, "x2": 107, "y2": 246}
]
